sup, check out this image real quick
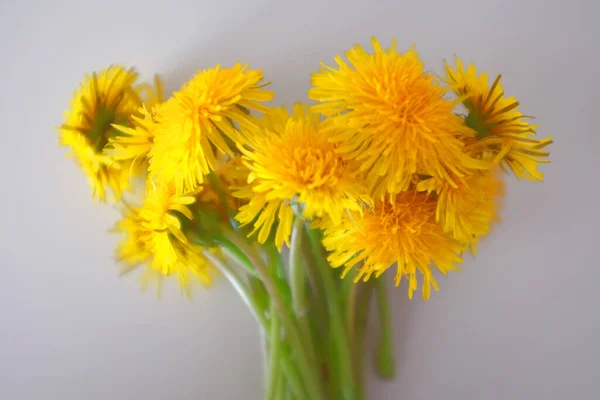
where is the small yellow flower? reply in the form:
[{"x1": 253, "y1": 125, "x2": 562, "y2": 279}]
[
  {"x1": 59, "y1": 66, "x2": 147, "y2": 200},
  {"x1": 417, "y1": 167, "x2": 505, "y2": 250},
  {"x1": 444, "y1": 57, "x2": 552, "y2": 180},
  {"x1": 113, "y1": 181, "x2": 215, "y2": 295},
  {"x1": 235, "y1": 104, "x2": 372, "y2": 249},
  {"x1": 310, "y1": 37, "x2": 485, "y2": 198},
  {"x1": 323, "y1": 191, "x2": 464, "y2": 300},
  {"x1": 108, "y1": 105, "x2": 158, "y2": 165},
  {"x1": 149, "y1": 63, "x2": 273, "y2": 194},
  {"x1": 112, "y1": 206, "x2": 151, "y2": 269}
]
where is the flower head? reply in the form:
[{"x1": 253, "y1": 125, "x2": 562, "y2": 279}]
[
  {"x1": 149, "y1": 63, "x2": 273, "y2": 194},
  {"x1": 113, "y1": 206, "x2": 151, "y2": 268},
  {"x1": 444, "y1": 57, "x2": 552, "y2": 180},
  {"x1": 417, "y1": 167, "x2": 505, "y2": 250},
  {"x1": 108, "y1": 105, "x2": 158, "y2": 165},
  {"x1": 235, "y1": 104, "x2": 371, "y2": 249},
  {"x1": 323, "y1": 191, "x2": 464, "y2": 300},
  {"x1": 310, "y1": 37, "x2": 485, "y2": 198},
  {"x1": 59, "y1": 66, "x2": 147, "y2": 200},
  {"x1": 58, "y1": 67, "x2": 163, "y2": 201},
  {"x1": 113, "y1": 181, "x2": 215, "y2": 295}
]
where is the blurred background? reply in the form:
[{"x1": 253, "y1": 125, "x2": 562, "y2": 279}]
[{"x1": 1, "y1": 0, "x2": 598, "y2": 399}]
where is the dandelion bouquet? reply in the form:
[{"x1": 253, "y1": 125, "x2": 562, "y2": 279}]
[{"x1": 57, "y1": 37, "x2": 551, "y2": 399}]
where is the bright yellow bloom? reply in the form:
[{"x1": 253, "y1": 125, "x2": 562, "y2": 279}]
[
  {"x1": 149, "y1": 63, "x2": 273, "y2": 194},
  {"x1": 235, "y1": 104, "x2": 372, "y2": 249},
  {"x1": 310, "y1": 37, "x2": 485, "y2": 198},
  {"x1": 108, "y1": 105, "x2": 158, "y2": 165},
  {"x1": 417, "y1": 167, "x2": 505, "y2": 250},
  {"x1": 323, "y1": 191, "x2": 464, "y2": 300},
  {"x1": 113, "y1": 182, "x2": 215, "y2": 295},
  {"x1": 113, "y1": 206, "x2": 151, "y2": 269},
  {"x1": 59, "y1": 66, "x2": 163, "y2": 201},
  {"x1": 444, "y1": 57, "x2": 552, "y2": 180},
  {"x1": 59, "y1": 66, "x2": 144, "y2": 200}
]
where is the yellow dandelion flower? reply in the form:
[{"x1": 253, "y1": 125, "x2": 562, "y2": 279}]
[
  {"x1": 309, "y1": 37, "x2": 485, "y2": 198},
  {"x1": 108, "y1": 105, "x2": 158, "y2": 164},
  {"x1": 138, "y1": 182, "x2": 197, "y2": 264},
  {"x1": 59, "y1": 66, "x2": 162, "y2": 201},
  {"x1": 323, "y1": 191, "x2": 464, "y2": 300},
  {"x1": 235, "y1": 104, "x2": 372, "y2": 249},
  {"x1": 444, "y1": 57, "x2": 553, "y2": 180},
  {"x1": 113, "y1": 181, "x2": 215, "y2": 294},
  {"x1": 417, "y1": 167, "x2": 505, "y2": 249},
  {"x1": 112, "y1": 206, "x2": 151, "y2": 269},
  {"x1": 149, "y1": 63, "x2": 273, "y2": 194}
]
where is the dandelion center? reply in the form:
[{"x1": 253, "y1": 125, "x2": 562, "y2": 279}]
[{"x1": 283, "y1": 145, "x2": 342, "y2": 190}]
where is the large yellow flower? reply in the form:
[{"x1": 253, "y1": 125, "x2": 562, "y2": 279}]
[
  {"x1": 417, "y1": 167, "x2": 505, "y2": 251},
  {"x1": 149, "y1": 63, "x2": 273, "y2": 194},
  {"x1": 59, "y1": 66, "x2": 161, "y2": 201},
  {"x1": 235, "y1": 104, "x2": 372, "y2": 249},
  {"x1": 323, "y1": 191, "x2": 464, "y2": 300},
  {"x1": 309, "y1": 37, "x2": 485, "y2": 198},
  {"x1": 444, "y1": 57, "x2": 552, "y2": 180},
  {"x1": 114, "y1": 182, "x2": 215, "y2": 295}
]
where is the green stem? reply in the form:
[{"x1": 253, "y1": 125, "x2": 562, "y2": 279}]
[
  {"x1": 206, "y1": 247, "x2": 305, "y2": 400},
  {"x1": 289, "y1": 218, "x2": 320, "y2": 377},
  {"x1": 375, "y1": 277, "x2": 396, "y2": 379},
  {"x1": 289, "y1": 218, "x2": 307, "y2": 315},
  {"x1": 305, "y1": 226, "x2": 357, "y2": 400},
  {"x1": 219, "y1": 238, "x2": 260, "y2": 279},
  {"x1": 224, "y1": 230, "x2": 292, "y2": 307},
  {"x1": 301, "y1": 236, "x2": 334, "y2": 399},
  {"x1": 355, "y1": 281, "x2": 374, "y2": 400},
  {"x1": 202, "y1": 250, "x2": 266, "y2": 327},
  {"x1": 346, "y1": 281, "x2": 360, "y2": 382},
  {"x1": 265, "y1": 302, "x2": 281, "y2": 400},
  {"x1": 248, "y1": 241, "x2": 325, "y2": 400},
  {"x1": 265, "y1": 244, "x2": 307, "y2": 400}
]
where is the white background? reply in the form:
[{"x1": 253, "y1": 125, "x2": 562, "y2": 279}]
[{"x1": 1, "y1": 0, "x2": 599, "y2": 399}]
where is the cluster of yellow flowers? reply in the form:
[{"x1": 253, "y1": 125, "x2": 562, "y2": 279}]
[{"x1": 59, "y1": 38, "x2": 550, "y2": 299}]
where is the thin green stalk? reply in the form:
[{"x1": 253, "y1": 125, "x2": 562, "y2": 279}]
[
  {"x1": 265, "y1": 244, "x2": 307, "y2": 400},
  {"x1": 271, "y1": 366, "x2": 283, "y2": 400},
  {"x1": 289, "y1": 218, "x2": 320, "y2": 377},
  {"x1": 278, "y1": 341, "x2": 306, "y2": 400},
  {"x1": 280, "y1": 382, "x2": 291, "y2": 400},
  {"x1": 289, "y1": 218, "x2": 307, "y2": 315},
  {"x1": 203, "y1": 250, "x2": 267, "y2": 327},
  {"x1": 245, "y1": 241, "x2": 325, "y2": 400},
  {"x1": 206, "y1": 248, "x2": 305, "y2": 400},
  {"x1": 224, "y1": 230, "x2": 292, "y2": 307},
  {"x1": 355, "y1": 281, "x2": 374, "y2": 400},
  {"x1": 265, "y1": 302, "x2": 281, "y2": 400},
  {"x1": 305, "y1": 226, "x2": 357, "y2": 400},
  {"x1": 375, "y1": 277, "x2": 396, "y2": 379},
  {"x1": 219, "y1": 238, "x2": 260, "y2": 279},
  {"x1": 346, "y1": 281, "x2": 360, "y2": 378},
  {"x1": 300, "y1": 239, "x2": 334, "y2": 399}
]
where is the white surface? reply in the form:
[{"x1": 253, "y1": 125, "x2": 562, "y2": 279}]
[{"x1": 1, "y1": 0, "x2": 599, "y2": 399}]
